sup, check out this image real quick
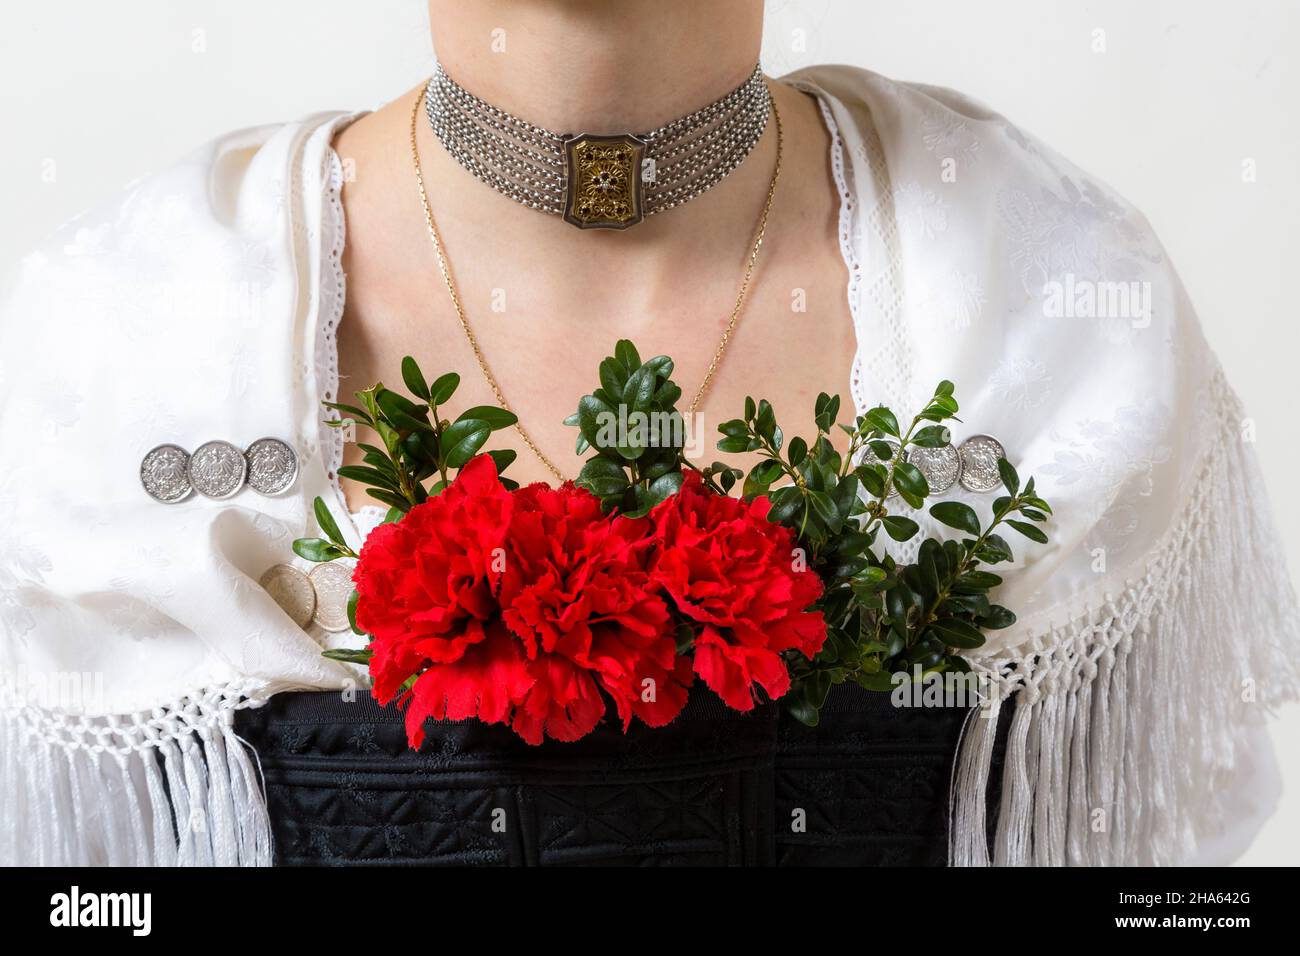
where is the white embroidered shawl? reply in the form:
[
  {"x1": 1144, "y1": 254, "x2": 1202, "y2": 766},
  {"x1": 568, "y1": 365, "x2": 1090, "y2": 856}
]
[{"x1": 1, "y1": 67, "x2": 1296, "y2": 866}]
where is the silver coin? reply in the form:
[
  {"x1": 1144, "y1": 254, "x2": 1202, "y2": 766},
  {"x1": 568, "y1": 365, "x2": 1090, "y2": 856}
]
[
  {"x1": 309, "y1": 561, "x2": 356, "y2": 633},
  {"x1": 188, "y1": 440, "x2": 247, "y2": 499},
  {"x1": 958, "y1": 434, "x2": 1008, "y2": 493},
  {"x1": 245, "y1": 437, "x2": 299, "y2": 496},
  {"x1": 259, "y1": 563, "x2": 316, "y2": 629},
  {"x1": 909, "y1": 442, "x2": 961, "y2": 495},
  {"x1": 140, "y1": 443, "x2": 193, "y2": 504}
]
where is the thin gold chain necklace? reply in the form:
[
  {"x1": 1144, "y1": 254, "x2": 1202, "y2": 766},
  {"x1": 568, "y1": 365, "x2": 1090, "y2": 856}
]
[{"x1": 408, "y1": 85, "x2": 783, "y2": 482}]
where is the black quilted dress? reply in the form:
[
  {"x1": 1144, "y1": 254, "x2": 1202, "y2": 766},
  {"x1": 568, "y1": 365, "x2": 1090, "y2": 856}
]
[{"x1": 235, "y1": 682, "x2": 1009, "y2": 866}]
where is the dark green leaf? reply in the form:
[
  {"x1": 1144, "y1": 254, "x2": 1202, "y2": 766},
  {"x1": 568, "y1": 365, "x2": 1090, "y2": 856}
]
[
  {"x1": 911, "y1": 425, "x2": 952, "y2": 448},
  {"x1": 455, "y1": 405, "x2": 518, "y2": 430},
  {"x1": 833, "y1": 474, "x2": 860, "y2": 517},
  {"x1": 366, "y1": 487, "x2": 411, "y2": 510},
  {"x1": 977, "y1": 605, "x2": 1017, "y2": 629},
  {"x1": 598, "y1": 357, "x2": 628, "y2": 396},
  {"x1": 766, "y1": 485, "x2": 803, "y2": 524},
  {"x1": 313, "y1": 496, "x2": 347, "y2": 546},
  {"x1": 577, "y1": 458, "x2": 631, "y2": 497},
  {"x1": 401, "y1": 356, "x2": 430, "y2": 400},
  {"x1": 930, "y1": 501, "x2": 981, "y2": 536},
  {"x1": 621, "y1": 366, "x2": 656, "y2": 411},
  {"x1": 855, "y1": 464, "x2": 887, "y2": 498},
  {"x1": 378, "y1": 405, "x2": 432, "y2": 436},
  {"x1": 647, "y1": 470, "x2": 684, "y2": 503},
  {"x1": 1006, "y1": 519, "x2": 1048, "y2": 544},
  {"x1": 292, "y1": 538, "x2": 343, "y2": 563},
  {"x1": 957, "y1": 570, "x2": 1003, "y2": 589},
  {"x1": 868, "y1": 439, "x2": 898, "y2": 462},
  {"x1": 322, "y1": 401, "x2": 374, "y2": 426},
  {"x1": 929, "y1": 617, "x2": 986, "y2": 649},
  {"x1": 850, "y1": 566, "x2": 889, "y2": 591},
  {"x1": 346, "y1": 589, "x2": 363, "y2": 635},
  {"x1": 977, "y1": 533, "x2": 1014, "y2": 563},
  {"x1": 891, "y1": 461, "x2": 930, "y2": 499},
  {"x1": 929, "y1": 394, "x2": 959, "y2": 415},
  {"x1": 376, "y1": 388, "x2": 424, "y2": 419},
  {"x1": 788, "y1": 436, "x2": 808, "y2": 467},
  {"x1": 716, "y1": 435, "x2": 751, "y2": 454},
  {"x1": 755, "y1": 400, "x2": 777, "y2": 444},
  {"x1": 808, "y1": 490, "x2": 838, "y2": 523},
  {"x1": 885, "y1": 584, "x2": 911, "y2": 625},
  {"x1": 997, "y1": 457, "x2": 1020, "y2": 496},
  {"x1": 1023, "y1": 495, "x2": 1053, "y2": 515},
  {"x1": 882, "y1": 515, "x2": 919, "y2": 541},
  {"x1": 428, "y1": 372, "x2": 460, "y2": 406},
  {"x1": 941, "y1": 592, "x2": 991, "y2": 617},
  {"x1": 863, "y1": 406, "x2": 900, "y2": 437},
  {"x1": 814, "y1": 393, "x2": 841, "y2": 432},
  {"x1": 918, "y1": 546, "x2": 940, "y2": 600},
  {"x1": 896, "y1": 486, "x2": 925, "y2": 511},
  {"x1": 614, "y1": 339, "x2": 642, "y2": 372},
  {"x1": 336, "y1": 464, "x2": 401, "y2": 493},
  {"x1": 439, "y1": 420, "x2": 491, "y2": 469},
  {"x1": 577, "y1": 394, "x2": 616, "y2": 450}
]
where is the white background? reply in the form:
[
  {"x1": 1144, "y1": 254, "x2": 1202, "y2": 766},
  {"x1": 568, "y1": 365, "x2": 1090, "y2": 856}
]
[{"x1": 1, "y1": 0, "x2": 1296, "y2": 864}]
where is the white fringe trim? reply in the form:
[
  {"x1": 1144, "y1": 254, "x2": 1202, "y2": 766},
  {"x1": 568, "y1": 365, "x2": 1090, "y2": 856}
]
[
  {"x1": 0, "y1": 682, "x2": 272, "y2": 866},
  {"x1": 952, "y1": 372, "x2": 1300, "y2": 865}
]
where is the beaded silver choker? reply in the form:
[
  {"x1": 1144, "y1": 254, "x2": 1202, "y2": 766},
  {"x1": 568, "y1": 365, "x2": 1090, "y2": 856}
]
[{"x1": 424, "y1": 62, "x2": 771, "y2": 230}]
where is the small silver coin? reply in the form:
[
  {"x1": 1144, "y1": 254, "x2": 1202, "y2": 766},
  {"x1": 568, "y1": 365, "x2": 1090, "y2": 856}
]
[
  {"x1": 140, "y1": 444, "x2": 193, "y2": 504},
  {"x1": 958, "y1": 434, "x2": 1008, "y2": 493},
  {"x1": 309, "y1": 561, "x2": 356, "y2": 633},
  {"x1": 245, "y1": 437, "x2": 299, "y2": 496},
  {"x1": 909, "y1": 442, "x2": 961, "y2": 495},
  {"x1": 259, "y1": 564, "x2": 316, "y2": 629},
  {"x1": 188, "y1": 440, "x2": 248, "y2": 500}
]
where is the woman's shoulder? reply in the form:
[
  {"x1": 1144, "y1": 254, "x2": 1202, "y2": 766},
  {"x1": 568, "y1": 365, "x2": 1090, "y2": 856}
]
[
  {"x1": 2, "y1": 112, "x2": 351, "y2": 310},
  {"x1": 785, "y1": 62, "x2": 1208, "y2": 420},
  {"x1": 0, "y1": 112, "x2": 353, "y2": 528},
  {"x1": 0, "y1": 111, "x2": 353, "y2": 393},
  {"x1": 782, "y1": 64, "x2": 1189, "y2": 374},
  {"x1": 785, "y1": 63, "x2": 1154, "y2": 234},
  {"x1": 787, "y1": 64, "x2": 1224, "y2": 637}
]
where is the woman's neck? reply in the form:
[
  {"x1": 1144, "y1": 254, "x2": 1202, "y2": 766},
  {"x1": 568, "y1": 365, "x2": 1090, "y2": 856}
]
[
  {"x1": 426, "y1": 0, "x2": 764, "y2": 134},
  {"x1": 335, "y1": 2, "x2": 846, "y2": 493}
]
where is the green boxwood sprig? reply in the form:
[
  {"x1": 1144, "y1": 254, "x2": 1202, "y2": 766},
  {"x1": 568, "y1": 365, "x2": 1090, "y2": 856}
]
[
  {"x1": 289, "y1": 346, "x2": 1054, "y2": 721},
  {"x1": 564, "y1": 340, "x2": 689, "y2": 517},
  {"x1": 712, "y1": 381, "x2": 1053, "y2": 726},
  {"x1": 292, "y1": 355, "x2": 518, "y2": 661}
]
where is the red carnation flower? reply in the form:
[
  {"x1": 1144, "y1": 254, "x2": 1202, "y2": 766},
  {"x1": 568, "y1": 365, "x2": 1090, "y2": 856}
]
[
  {"x1": 499, "y1": 481, "x2": 691, "y2": 745},
  {"x1": 649, "y1": 472, "x2": 826, "y2": 711},
  {"x1": 353, "y1": 455, "x2": 690, "y2": 748},
  {"x1": 354, "y1": 454, "x2": 531, "y2": 747}
]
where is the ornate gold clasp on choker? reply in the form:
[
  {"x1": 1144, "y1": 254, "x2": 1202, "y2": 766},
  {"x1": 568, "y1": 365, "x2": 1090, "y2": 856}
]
[{"x1": 561, "y1": 133, "x2": 647, "y2": 230}]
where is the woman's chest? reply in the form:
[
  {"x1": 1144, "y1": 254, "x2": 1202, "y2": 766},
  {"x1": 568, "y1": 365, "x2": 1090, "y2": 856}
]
[
  {"x1": 334, "y1": 203, "x2": 855, "y2": 502},
  {"x1": 341, "y1": 287, "x2": 854, "y2": 506}
]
